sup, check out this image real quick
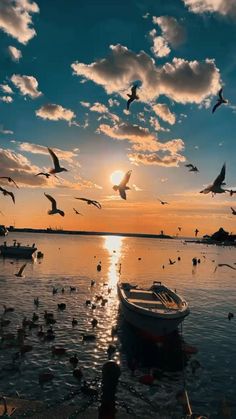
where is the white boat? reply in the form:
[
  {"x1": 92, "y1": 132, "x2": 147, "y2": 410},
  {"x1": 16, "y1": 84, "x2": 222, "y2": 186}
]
[
  {"x1": 117, "y1": 281, "x2": 190, "y2": 339},
  {"x1": 0, "y1": 240, "x2": 37, "y2": 259}
]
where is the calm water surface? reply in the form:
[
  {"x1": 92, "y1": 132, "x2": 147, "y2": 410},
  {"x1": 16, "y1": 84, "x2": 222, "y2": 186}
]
[{"x1": 0, "y1": 233, "x2": 236, "y2": 418}]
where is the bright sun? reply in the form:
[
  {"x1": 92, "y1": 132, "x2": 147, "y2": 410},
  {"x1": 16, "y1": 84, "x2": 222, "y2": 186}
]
[{"x1": 110, "y1": 170, "x2": 124, "y2": 185}]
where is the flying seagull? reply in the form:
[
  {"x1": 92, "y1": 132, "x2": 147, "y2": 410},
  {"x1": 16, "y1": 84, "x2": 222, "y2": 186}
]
[
  {"x1": 113, "y1": 170, "x2": 132, "y2": 200},
  {"x1": 231, "y1": 207, "x2": 236, "y2": 215},
  {"x1": 214, "y1": 263, "x2": 236, "y2": 273},
  {"x1": 0, "y1": 176, "x2": 19, "y2": 188},
  {"x1": 212, "y1": 88, "x2": 228, "y2": 113},
  {"x1": 127, "y1": 84, "x2": 139, "y2": 110},
  {"x1": 158, "y1": 198, "x2": 169, "y2": 205},
  {"x1": 74, "y1": 197, "x2": 102, "y2": 209},
  {"x1": 73, "y1": 208, "x2": 83, "y2": 215},
  {"x1": 44, "y1": 193, "x2": 65, "y2": 216},
  {"x1": 200, "y1": 163, "x2": 226, "y2": 195},
  {"x1": 15, "y1": 263, "x2": 27, "y2": 278},
  {"x1": 35, "y1": 172, "x2": 51, "y2": 178},
  {"x1": 0, "y1": 187, "x2": 15, "y2": 203},
  {"x1": 48, "y1": 148, "x2": 68, "y2": 174},
  {"x1": 169, "y1": 259, "x2": 176, "y2": 265},
  {"x1": 185, "y1": 164, "x2": 199, "y2": 173}
]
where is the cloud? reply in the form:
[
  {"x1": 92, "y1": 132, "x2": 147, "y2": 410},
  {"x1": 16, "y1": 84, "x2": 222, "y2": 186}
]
[
  {"x1": 90, "y1": 102, "x2": 109, "y2": 113},
  {"x1": 182, "y1": 0, "x2": 236, "y2": 18},
  {"x1": 128, "y1": 152, "x2": 185, "y2": 167},
  {"x1": 18, "y1": 142, "x2": 79, "y2": 164},
  {"x1": 0, "y1": 96, "x2": 13, "y2": 103},
  {"x1": 152, "y1": 103, "x2": 176, "y2": 124},
  {"x1": 142, "y1": 12, "x2": 150, "y2": 19},
  {"x1": 36, "y1": 103, "x2": 75, "y2": 122},
  {"x1": 149, "y1": 30, "x2": 170, "y2": 57},
  {"x1": 108, "y1": 98, "x2": 120, "y2": 107},
  {"x1": 152, "y1": 16, "x2": 186, "y2": 47},
  {"x1": 133, "y1": 183, "x2": 143, "y2": 191},
  {"x1": 11, "y1": 74, "x2": 42, "y2": 98},
  {"x1": 0, "y1": 0, "x2": 39, "y2": 44},
  {"x1": 8, "y1": 45, "x2": 22, "y2": 61},
  {"x1": 0, "y1": 125, "x2": 13, "y2": 134},
  {"x1": 149, "y1": 116, "x2": 169, "y2": 132},
  {"x1": 0, "y1": 84, "x2": 14, "y2": 94},
  {"x1": 71, "y1": 44, "x2": 221, "y2": 105},
  {"x1": 80, "y1": 101, "x2": 90, "y2": 107}
]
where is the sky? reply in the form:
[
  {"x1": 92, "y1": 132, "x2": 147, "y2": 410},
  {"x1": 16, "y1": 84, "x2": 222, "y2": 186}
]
[{"x1": 1, "y1": 0, "x2": 236, "y2": 236}]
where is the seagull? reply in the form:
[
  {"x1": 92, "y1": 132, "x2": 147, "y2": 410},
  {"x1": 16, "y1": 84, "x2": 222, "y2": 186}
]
[
  {"x1": 195, "y1": 229, "x2": 199, "y2": 237},
  {"x1": 0, "y1": 176, "x2": 19, "y2": 188},
  {"x1": 48, "y1": 148, "x2": 68, "y2": 175},
  {"x1": 73, "y1": 208, "x2": 83, "y2": 215},
  {"x1": 169, "y1": 258, "x2": 176, "y2": 265},
  {"x1": 113, "y1": 170, "x2": 132, "y2": 200},
  {"x1": 15, "y1": 263, "x2": 27, "y2": 278},
  {"x1": 178, "y1": 227, "x2": 182, "y2": 232},
  {"x1": 231, "y1": 207, "x2": 236, "y2": 215},
  {"x1": 158, "y1": 198, "x2": 169, "y2": 205},
  {"x1": 200, "y1": 163, "x2": 226, "y2": 195},
  {"x1": 35, "y1": 172, "x2": 51, "y2": 178},
  {"x1": 212, "y1": 88, "x2": 228, "y2": 113},
  {"x1": 44, "y1": 193, "x2": 65, "y2": 216},
  {"x1": 185, "y1": 164, "x2": 199, "y2": 173},
  {"x1": 127, "y1": 84, "x2": 139, "y2": 110},
  {"x1": 214, "y1": 263, "x2": 236, "y2": 273},
  {"x1": 74, "y1": 197, "x2": 102, "y2": 209},
  {"x1": 0, "y1": 187, "x2": 15, "y2": 203}
]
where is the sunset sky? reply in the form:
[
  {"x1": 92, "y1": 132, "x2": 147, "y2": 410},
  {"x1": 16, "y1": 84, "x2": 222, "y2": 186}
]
[{"x1": 1, "y1": 0, "x2": 236, "y2": 236}]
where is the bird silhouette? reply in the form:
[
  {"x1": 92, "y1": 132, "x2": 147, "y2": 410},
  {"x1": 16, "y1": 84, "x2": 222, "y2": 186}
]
[
  {"x1": 15, "y1": 263, "x2": 27, "y2": 277},
  {"x1": 44, "y1": 193, "x2": 65, "y2": 216},
  {"x1": 127, "y1": 84, "x2": 139, "y2": 110},
  {"x1": 73, "y1": 208, "x2": 83, "y2": 215},
  {"x1": 0, "y1": 187, "x2": 15, "y2": 203},
  {"x1": 0, "y1": 176, "x2": 19, "y2": 188},
  {"x1": 195, "y1": 228, "x2": 199, "y2": 237},
  {"x1": 200, "y1": 163, "x2": 226, "y2": 195},
  {"x1": 158, "y1": 198, "x2": 169, "y2": 205},
  {"x1": 185, "y1": 164, "x2": 199, "y2": 173},
  {"x1": 48, "y1": 148, "x2": 68, "y2": 174},
  {"x1": 113, "y1": 170, "x2": 132, "y2": 200},
  {"x1": 214, "y1": 263, "x2": 236, "y2": 273},
  {"x1": 35, "y1": 172, "x2": 51, "y2": 178},
  {"x1": 74, "y1": 197, "x2": 101, "y2": 209},
  {"x1": 231, "y1": 207, "x2": 236, "y2": 215},
  {"x1": 169, "y1": 258, "x2": 176, "y2": 265},
  {"x1": 212, "y1": 88, "x2": 228, "y2": 113}
]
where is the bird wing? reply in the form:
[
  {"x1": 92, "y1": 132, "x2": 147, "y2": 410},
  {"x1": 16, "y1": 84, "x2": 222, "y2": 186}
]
[
  {"x1": 213, "y1": 164, "x2": 225, "y2": 186},
  {"x1": 18, "y1": 263, "x2": 27, "y2": 276},
  {"x1": 48, "y1": 148, "x2": 60, "y2": 170},
  {"x1": 131, "y1": 85, "x2": 137, "y2": 95},
  {"x1": 185, "y1": 164, "x2": 193, "y2": 169},
  {"x1": 218, "y1": 88, "x2": 223, "y2": 100},
  {"x1": 119, "y1": 189, "x2": 127, "y2": 200},
  {"x1": 200, "y1": 185, "x2": 212, "y2": 194},
  {"x1": 120, "y1": 170, "x2": 132, "y2": 188},
  {"x1": 231, "y1": 207, "x2": 235, "y2": 213},
  {"x1": 44, "y1": 193, "x2": 57, "y2": 210},
  {"x1": 9, "y1": 191, "x2": 15, "y2": 203},
  {"x1": 127, "y1": 98, "x2": 133, "y2": 110},
  {"x1": 9, "y1": 177, "x2": 19, "y2": 188},
  {"x1": 218, "y1": 263, "x2": 236, "y2": 271},
  {"x1": 212, "y1": 102, "x2": 221, "y2": 113},
  {"x1": 92, "y1": 200, "x2": 102, "y2": 209},
  {"x1": 74, "y1": 197, "x2": 88, "y2": 203}
]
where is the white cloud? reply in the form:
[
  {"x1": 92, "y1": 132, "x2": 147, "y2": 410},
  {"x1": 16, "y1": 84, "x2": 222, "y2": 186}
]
[
  {"x1": 0, "y1": 96, "x2": 13, "y2": 103},
  {"x1": 80, "y1": 101, "x2": 90, "y2": 107},
  {"x1": 71, "y1": 44, "x2": 221, "y2": 105},
  {"x1": 142, "y1": 12, "x2": 150, "y2": 19},
  {"x1": 0, "y1": 125, "x2": 13, "y2": 134},
  {"x1": 150, "y1": 32, "x2": 170, "y2": 58},
  {"x1": 36, "y1": 103, "x2": 75, "y2": 122},
  {"x1": 8, "y1": 45, "x2": 22, "y2": 61},
  {"x1": 90, "y1": 102, "x2": 109, "y2": 113},
  {"x1": 11, "y1": 74, "x2": 42, "y2": 98},
  {"x1": 152, "y1": 16, "x2": 186, "y2": 47},
  {"x1": 0, "y1": 0, "x2": 39, "y2": 44},
  {"x1": 182, "y1": 0, "x2": 236, "y2": 18},
  {"x1": 0, "y1": 84, "x2": 14, "y2": 94},
  {"x1": 18, "y1": 142, "x2": 79, "y2": 164},
  {"x1": 133, "y1": 183, "x2": 143, "y2": 191},
  {"x1": 108, "y1": 98, "x2": 120, "y2": 107},
  {"x1": 152, "y1": 103, "x2": 176, "y2": 125},
  {"x1": 149, "y1": 116, "x2": 169, "y2": 132},
  {"x1": 128, "y1": 152, "x2": 185, "y2": 167}
]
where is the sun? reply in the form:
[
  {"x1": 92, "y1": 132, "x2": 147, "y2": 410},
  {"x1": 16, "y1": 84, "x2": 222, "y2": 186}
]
[{"x1": 110, "y1": 170, "x2": 124, "y2": 185}]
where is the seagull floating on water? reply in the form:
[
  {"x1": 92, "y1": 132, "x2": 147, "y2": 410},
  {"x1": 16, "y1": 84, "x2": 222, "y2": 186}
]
[
  {"x1": 195, "y1": 229, "x2": 199, "y2": 237},
  {"x1": 0, "y1": 187, "x2": 15, "y2": 203},
  {"x1": 200, "y1": 163, "x2": 226, "y2": 195},
  {"x1": 158, "y1": 198, "x2": 169, "y2": 205},
  {"x1": 113, "y1": 170, "x2": 132, "y2": 200},
  {"x1": 44, "y1": 193, "x2": 65, "y2": 216},
  {"x1": 185, "y1": 164, "x2": 199, "y2": 173},
  {"x1": 48, "y1": 148, "x2": 68, "y2": 175},
  {"x1": 0, "y1": 176, "x2": 19, "y2": 188},
  {"x1": 127, "y1": 84, "x2": 139, "y2": 110},
  {"x1": 212, "y1": 88, "x2": 228, "y2": 113},
  {"x1": 74, "y1": 197, "x2": 101, "y2": 209},
  {"x1": 15, "y1": 263, "x2": 27, "y2": 278}
]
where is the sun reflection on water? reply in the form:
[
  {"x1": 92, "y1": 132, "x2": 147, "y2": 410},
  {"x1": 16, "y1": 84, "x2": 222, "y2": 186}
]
[{"x1": 103, "y1": 235, "x2": 124, "y2": 288}]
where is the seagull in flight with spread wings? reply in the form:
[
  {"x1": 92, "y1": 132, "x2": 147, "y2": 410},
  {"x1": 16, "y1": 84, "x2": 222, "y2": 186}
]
[
  {"x1": 0, "y1": 176, "x2": 19, "y2": 188},
  {"x1": 0, "y1": 187, "x2": 15, "y2": 203},
  {"x1": 127, "y1": 85, "x2": 139, "y2": 110},
  {"x1": 113, "y1": 170, "x2": 132, "y2": 200},
  {"x1": 15, "y1": 263, "x2": 27, "y2": 278},
  {"x1": 214, "y1": 263, "x2": 236, "y2": 273},
  {"x1": 158, "y1": 198, "x2": 169, "y2": 205},
  {"x1": 74, "y1": 197, "x2": 102, "y2": 209},
  {"x1": 200, "y1": 164, "x2": 226, "y2": 195},
  {"x1": 212, "y1": 88, "x2": 228, "y2": 113},
  {"x1": 73, "y1": 208, "x2": 83, "y2": 215},
  {"x1": 44, "y1": 193, "x2": 65, "y2": 216},
  {"x1": 185, "y1": 164, "x2": 199, "y2": 173},
  {"x1": 48, "y1": 148, "x2": 68, "y2": 175}
]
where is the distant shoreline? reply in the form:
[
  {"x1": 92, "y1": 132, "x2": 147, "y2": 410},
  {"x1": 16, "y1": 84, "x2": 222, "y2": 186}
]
[{"x1": 5, "y1": 227, "x2": 173, "y2": 240}]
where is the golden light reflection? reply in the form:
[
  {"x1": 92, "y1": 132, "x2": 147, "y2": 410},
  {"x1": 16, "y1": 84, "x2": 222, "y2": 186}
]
[
  {"x1": 110, "y1": 170, "x2": 124, "y2": 185},
  {"x1": 103, "y1": 235, "x2": 124, "y2": 288}
]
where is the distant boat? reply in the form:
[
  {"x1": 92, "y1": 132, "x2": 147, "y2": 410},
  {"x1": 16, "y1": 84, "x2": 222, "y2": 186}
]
[
  {"x1": 117, "y1": 281, "x2": 190, "y2": 339},
  {"x1": 0, "y1": 240, "x2": 37, "y2": 259},
  {"x1": 0, "y1": 225, "x2": 8, "y2": 236}
]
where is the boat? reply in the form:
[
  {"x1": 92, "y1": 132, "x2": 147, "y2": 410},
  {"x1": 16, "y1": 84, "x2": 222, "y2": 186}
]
[
  {"x1": 117, "y1": 281, "x2": 190, "y2": 339},
  {"x1": 0, "y1": 225, "x2": 8, "y2": 236},
  {"x1": 0, "y1": 240, "x2": 37, "y2": 259}
]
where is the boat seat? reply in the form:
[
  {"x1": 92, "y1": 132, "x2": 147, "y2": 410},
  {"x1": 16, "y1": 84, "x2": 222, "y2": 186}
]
[{"x1": 128, "y1": 298, "x2": 164, "y2": 306}]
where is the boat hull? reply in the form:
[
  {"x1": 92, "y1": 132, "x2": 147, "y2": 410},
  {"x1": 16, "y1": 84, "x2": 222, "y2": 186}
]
[{"x1": 0, "y1": 246, "x2": 37, "y2": 259}]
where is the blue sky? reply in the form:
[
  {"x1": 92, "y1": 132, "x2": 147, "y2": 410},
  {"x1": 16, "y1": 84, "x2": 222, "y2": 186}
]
[{"x1": 0, "y1": 0, "x2": 236, "y2": 234}]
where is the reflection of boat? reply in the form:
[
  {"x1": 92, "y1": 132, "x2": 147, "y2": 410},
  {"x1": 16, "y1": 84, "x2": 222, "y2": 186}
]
[
  {"x1": 0, "y1": 225, "x2": 8, "y2": 236},
  {"x1": 117, "y1": 281, "x2": 190, "y2": 339},
  {"x1": 0, "y1": 240, "x2": 37, "y2": 259}
]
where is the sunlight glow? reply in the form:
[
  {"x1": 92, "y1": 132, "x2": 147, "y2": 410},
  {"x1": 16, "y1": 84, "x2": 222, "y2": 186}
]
[
  {"x1": 110, "y1": 170, "x2": 124, "y2": 186},
  {"x1": 103, "y1": 236, "x2": 124, "y2": 288}
]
